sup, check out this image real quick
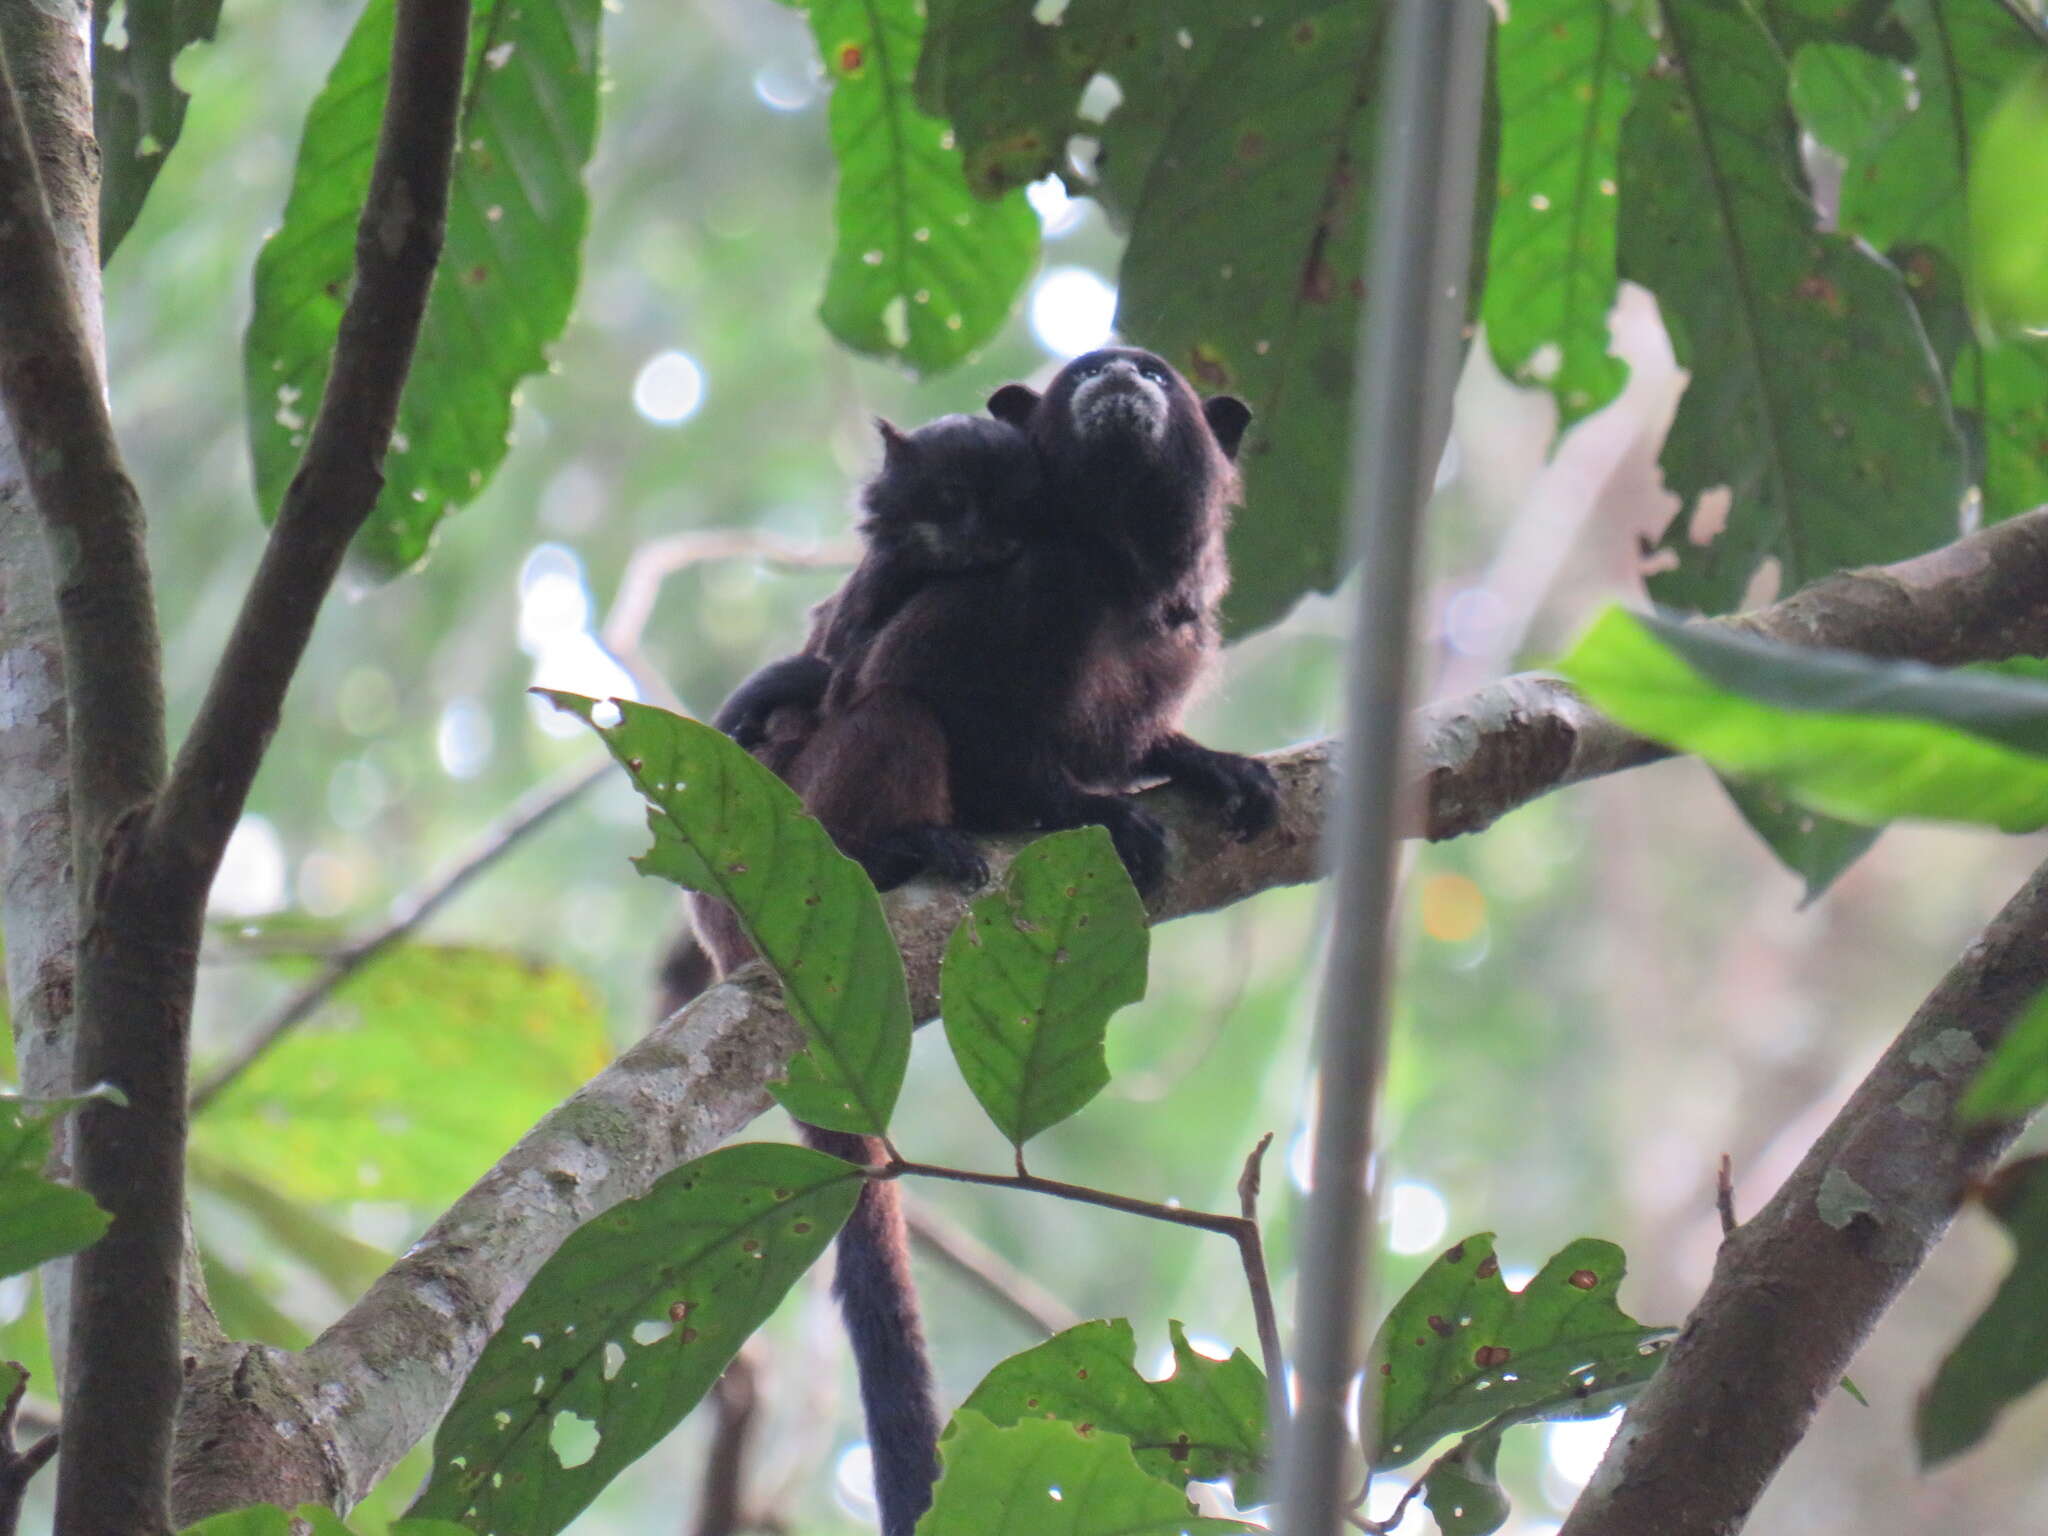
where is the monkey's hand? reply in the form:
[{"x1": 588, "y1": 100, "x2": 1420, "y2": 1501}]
[
  {"x1": 1139, "y1": 734, "x2": 1279, "y2": 841},
  {"x1": 860, "y1": 825, "x2": 990, "y2": 893},
  {"x1": 713, "y1": 654, "x2": 834, "y2": 749},
  {"x1": 1066, "y1": 794, "x2": 1169, "y2": 895}
]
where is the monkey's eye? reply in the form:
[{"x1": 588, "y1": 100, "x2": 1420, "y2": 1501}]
[
  {"x1": 1140, "y1": 365, "x2": 1167, "y2": 382},
  {"x1": 1076, "y1": 361, "x2": 1103, "y2": 378}
]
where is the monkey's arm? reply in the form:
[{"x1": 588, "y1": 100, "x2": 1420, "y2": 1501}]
[
  {"x1": 1138, "y1": 732, "x2": 1279, "y2": 840},
  {"x1": 712, "y1": 654, "x2": 835, "y2": 749}
]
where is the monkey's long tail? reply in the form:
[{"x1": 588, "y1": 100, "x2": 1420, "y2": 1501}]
[
  {"x1": 799, "y1": 1124, "x2": 944, "y2": 1536},
  {"x1": 656, "y1": 926, "x2": 944, "y2": 1536}
]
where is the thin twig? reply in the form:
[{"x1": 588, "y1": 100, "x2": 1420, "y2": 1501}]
[
  {"x1": 1235, "y1": 1134, "x2": 1288, "y2": 1421},
  {"x1": 601, "y1": 529, "x2": 859, "y2": 662},
  {"x1": 691, "y1": 1352, "x2": 760, "y2": 1536},
  {"x1": 901, "y1": 1197, "x2": 1081, "y2": 1337},
  {"x1": 1715, "y1": 1153, "x2": 1736, "y2": 1239},
  {"x1": 189, "y1": 753, "x2": 608, "y2": 1113}
]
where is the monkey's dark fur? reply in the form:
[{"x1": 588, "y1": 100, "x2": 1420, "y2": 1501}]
[
  {"x1": 666, "y1": 347, "x2": 1276, "y2": 1536},
  {"x1": 714, "y1": 414, "x2": 1043, "y2": 759}
]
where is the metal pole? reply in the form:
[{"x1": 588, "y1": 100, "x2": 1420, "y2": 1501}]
[{"x1": 1275, "y1": 1, "x2": 1492, "y2": 1529}]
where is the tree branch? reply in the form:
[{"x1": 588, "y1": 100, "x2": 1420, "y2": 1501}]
[
  {"x1": 1558, "y1": 854, "x2": 2048, "y2": 1536},
  {"x1": 166, "y1": 504, "x2": 2048, "y2": 1520}
]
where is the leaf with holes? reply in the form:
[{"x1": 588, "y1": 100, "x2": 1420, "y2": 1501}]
[
  {"x1": 409, "y1": 1144, "x2": 860, "y2": 1535},
  {"x1": 801, "y1": 0, "x2": 1038, "y2": 371},
  {"x1": 0, "y1": 1097, "x2": 110, "y2": 1281},
  {"x1": 1365, "y1": 1233, "x2": 1670, "y2": 1469},
  {"x1": 1919, "y1": 1154, "x2": 2048, "y2": 1466},
  {"x1": 1621, "y1": 0, "x2": 1965, "y2": 616},
  {"x1": 941, "y1": 828, "x2": 1147, "y2": 1148},
  {"x1": 194, "y1": 945, "x2": 611, "y2": 1207},
  {"x1": 92, "y1": 0, "x2": 227, "y2": 261},
  {"x1": 921, "y1": 1412, "x2": 1255, "y2": 1535},
  {"x1": 543, "y1": 693, "x2": 909, "y2": 1136},
  {"x1": 1420, "y1": 1426, "x2": 1510, "y2": 1536},
  {"x1": 1558, "y1": 607, "x2": 2048, "y2": 832},
  {"x1": 1484, "y1": 0, "x2": 1655, "y2": 429},
  {"x1": 1113, "y1": 2, "x2": 1395, "y2": 636},
  {"x1": 957, "y1": 1319, "x2": 1269, "y2": 1503},
  {"x1": 244, "y1": 0, "x2": 601, "y2": 576}
]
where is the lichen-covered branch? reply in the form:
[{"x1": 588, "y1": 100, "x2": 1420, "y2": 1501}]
[
  {"x1": 1558, "y1": 857, "x2": 2048, "y2": 1536},
  {"x1": 167, "y1": 504, "x2": 2048, "y2": 1518}
]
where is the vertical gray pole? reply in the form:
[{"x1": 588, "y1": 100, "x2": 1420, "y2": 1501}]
[{"x1": 1275, "y1": 1, "x2": 1492, "y2": 1530}]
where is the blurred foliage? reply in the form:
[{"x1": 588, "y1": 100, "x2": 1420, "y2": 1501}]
[
  {"x1": 91, "y1": 0, "x2": 226, "y2": 260},
  {"x1": 0, "y1": 1101, "x2": 110, "y2": 1281}
]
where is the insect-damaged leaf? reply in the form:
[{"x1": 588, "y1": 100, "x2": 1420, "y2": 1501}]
[
  {"x1": 1557, "y1": 607, "x2": 2048, "y2": 833},
  {"x1": 1365, "y1": 1232, "x2": 1669, "y2": 1469},
  {"x1": 941, "y1": 827, "x2": 1148, "y2": 1149},
  {"x1": 958, "y1": 1319, "x2": 1268, "y2": 1504},
  {"x1": 1622, "y1": 0, "x2": 1965, "y2": 616},
  {"x1": 799, "y1": 0, "x2": 1038, "y2": 372},
  {"x1": 409, "y1": 1144, "x2": 859, "y2": 1535},
  {"x1": 1484, "y1": 0, "x2": 1656, "y2": 430},
  {"x1": 92, "y1": 0, "x2": 226, "y2": 262},
  {"x1": 544, "y1": 693, "x2": 910, "y2": 1136},
  {"x1": 1919, "y1": 1154, "x2": 2048, "y2": 1466},
  {"x1": 921, "y1": 1412, "x2": 1255, "y2": 1536},
  {"x1": 244, "y1": 0, "x2": 600, "y2": 575}
]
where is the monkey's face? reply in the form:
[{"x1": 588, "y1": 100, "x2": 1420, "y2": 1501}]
[{"x1": 1062, "y1": 349, "x2": 1179, "y2": 447}]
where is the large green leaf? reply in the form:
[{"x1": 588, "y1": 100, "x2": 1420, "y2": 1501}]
[
  {"x1": 1716, "y1": 779, "x2": 1880, "y2": 904},
  {"x1": 410, "y1": 1144, "x2": 859, "y2": 1535},
  {"x1": 920, "y1": 1412, "x2": 1254, "y2": 1536},
  {"x1": 1622, "y1": 0, "x2": 1965, "y2": 615},
  {"x1": 244, "y1": 0, "x2": 601, "y2": 575},
  {"x1": 0, "y1": 1098, "x2": 110, "y2": 1281},
  {"x1": 1558, "y1": 606, "x2": 2048, "y2": 831},
  {"x1": 92, "y1": 0, "x2": 226, "y2": 261},
  {"x1": 544, "y1": 694, "x2": 910, "y2": 1136},
  {"x1": 799, "y1": 0, "x2": 1038, "y2": 371},
  {"x1": 1113, "y1": 2, "x2": 1393, "y2": 636},
  {"x1": 193, "y1": 946, "x2": 611, "y2": 1207},
  {"x1": 957, "y1": 1319, "x2": 1268, "y2": 1503},
  {"x1": 1968, "y1": 335, "x2": 2048, "y2": 523},
  {"x1": 1366, "y1": 1233, "x2": 1668, "y2": 1468},
  {"x1": 1484, "y1": 0, "x2": 1656, "y2": 429},
  {"x1": 1918, "y1": 1154, "x2": 2048, "y2": 1466},
  {"x1": 941, "y1": 828, "x2": 1148, "y2": 1149},
  {"x1": 1971, "y1": 61, "x2": 2048, "y2": 336}
]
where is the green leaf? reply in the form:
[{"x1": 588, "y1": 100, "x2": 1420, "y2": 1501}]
[
  {"x1": 1971, "y1": 61, "x2": 2048, "y2": 336},
  {"x1": 1716, "y1": 779, "x2": 1881, "y2": 903},
  {"x1": 1960, "y1": 986, "x2": 2048, "y2": 1124},
  {"x1": 941, "y1": 828, "x2": 1148, "y2": 1148},
  {"x1": 543, "y1": 693, "x2": 910, "y2": 1137},
  {"x1": 1557, "y1": 606, "x2": 2048, "y2": 831},
  {"x1": 244, "y1": 0, "x2": 602, "y2": 575},
  {"x1": 1113, "y1": 2, "x2": 1395, "y2": 637},
  {"x1": 179, "y1": 1509, "x2": 293, "y2": 1536},
  {"x1": 92, "y1": 0, "x2": 227, "y2": 261},
  {"x1": 193, "y1": 946, "x2": 612, "y2": 1207},
  {"x1": 958, "y1": 1319, "x2": 1268, "y2": 1503},
  {"x1": 1919, "y1": 1154, "x2": 2048, "y2": 1465},
  {"x1": 920, "y1": 1412, "x2": 1255, "y2": 1535},
  {"x1": 1789, "y1": 41, "x2": 1912, "y2": 165},
  {"x1": 1484, "y1": 0, "x2": 1656, "y2": 428},
  {"x1": 190, "y1": 1154, "x2": 390, "y2": 1295},
  {"x1": 1621, "y1": 0, "x2": 1966, "y2": 616},
  {"x1": 1968, "y1": 335, "x2": 2048, "y2": 524},
  {"x1": 1420, "y1": 1427, "x2": 1510, "y2": 1536},
  {"x1": 0, "y1": 1099, "x2": 111, "y2": 1280},
  {"x1": 410, "y1": 1143, "x2": 860, "y2": 1535},
  {"x1": 1366, "y1": 1232, "x2": 1669, "y2": 1468},
  {"x1": 803, "y1": 0, "x2": 1038, "y2": 371}
]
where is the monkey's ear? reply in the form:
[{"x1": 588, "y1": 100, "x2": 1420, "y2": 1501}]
[
  {"x1": 987, "y1": 383, "x2": 1041, "y2": 428},
  {"x1": 1202, "y1": 395, "x2": 1252, "y2": 460},
  {"x1": 876, "y1": 418, "x2": 918, "y2": 464}
]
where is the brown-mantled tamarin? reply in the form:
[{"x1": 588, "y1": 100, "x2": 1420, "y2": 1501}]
[{"x1": 667, "y1": 347, "x2": 1277, "y2": 1536}]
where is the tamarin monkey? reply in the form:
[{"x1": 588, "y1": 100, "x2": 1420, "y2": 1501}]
[{"x1": 666, "y1": 346, "x2": 1276, "y2": 1536}]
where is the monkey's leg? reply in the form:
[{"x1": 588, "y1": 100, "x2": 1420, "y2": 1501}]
[{"x1": 1138, "y1": 731, "x2": 1278, "y2": 839}]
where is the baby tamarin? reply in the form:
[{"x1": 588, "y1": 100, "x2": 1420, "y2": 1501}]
[{"x1": 677, "y1": 348, "x2": 1277, "y2": 1536}]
